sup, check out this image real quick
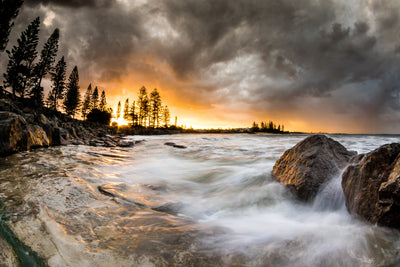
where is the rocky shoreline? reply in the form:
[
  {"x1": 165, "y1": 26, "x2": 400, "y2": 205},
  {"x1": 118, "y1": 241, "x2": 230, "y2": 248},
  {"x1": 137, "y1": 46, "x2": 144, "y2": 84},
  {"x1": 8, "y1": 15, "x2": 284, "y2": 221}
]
[
  {"x1": 0, "y1": 98, "x2": 134, "y2": 158},
  {"x1": 273, "y1": 134, "x2": 400, "y2": 230}
]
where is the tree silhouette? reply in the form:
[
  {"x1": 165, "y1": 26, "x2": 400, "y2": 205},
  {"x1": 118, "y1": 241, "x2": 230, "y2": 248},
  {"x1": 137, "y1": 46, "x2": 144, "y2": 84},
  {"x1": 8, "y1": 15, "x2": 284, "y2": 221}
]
[
  {"x1": 137, "y1": 86, "x2": 148, "y2": 127},
  {"x1": 3, "y1": 17, "x2": 40, "y2": 98},
  {"x1": 81, "y1": 83, "x2": 92, "y2": 119},
  {"x1": 91, "y1": 86, "x2": 99, "y2": 110},
  {"x1": 49, "y1": 56, "x2": 66, "y2": 110},
  {"x1": 163, "y1": 105, "x2": 170, "y2": 127},
  {"x1": 0, "y1": 0, "x2": 23, "y2": 52},
  {"x1": 130, "y1": 100, "x2": 137, "y2": 126},
  {"x1": 45, "y1": 90, "x2": 56, "y2": 110},
  {"x1": 149, "y1": 88, "x2": 161, "y2": 128},
  {"x1": 99, "y1": 90, "x2": 107, "y2": 111},
  {"x1": 31, "y1": 28, "x2": 59, "y2": 107},
  {"x1": 123, "y1": 98, "x2": 130, "y2": 121},
  {"x1": 63, "y1": 66, "x2": 80, "y2": 117},
  {"x1": 116, "y1": 100, "x2": 121, "y2": 119}
]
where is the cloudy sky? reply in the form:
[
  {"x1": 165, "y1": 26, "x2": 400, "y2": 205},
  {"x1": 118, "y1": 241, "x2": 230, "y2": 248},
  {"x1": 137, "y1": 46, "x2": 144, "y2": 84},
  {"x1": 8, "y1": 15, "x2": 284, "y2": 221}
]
[{"x1": 2, "y1": 0, "x2": 400, "y2": 133}]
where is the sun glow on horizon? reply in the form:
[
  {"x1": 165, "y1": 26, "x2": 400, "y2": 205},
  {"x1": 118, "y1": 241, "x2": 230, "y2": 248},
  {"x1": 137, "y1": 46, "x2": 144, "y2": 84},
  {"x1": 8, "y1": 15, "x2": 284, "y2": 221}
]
[{"x1": 110, "y1": 114, "x2": 130, "y2": 127}]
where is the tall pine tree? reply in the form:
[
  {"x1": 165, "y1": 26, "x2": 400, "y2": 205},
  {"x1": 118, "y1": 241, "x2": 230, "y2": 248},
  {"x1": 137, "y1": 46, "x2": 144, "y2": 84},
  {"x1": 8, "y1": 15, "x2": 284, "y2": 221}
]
[
  {"x1": 0, "y1": 0, "x2": 23, "y2": 52},
  {"x1": 149, "y1": 88, "x2": 161, "y2": 128},
  {"x1": 137, "y1": 86, "x2": 148, "y2": 127},
  {"x1": 49, "y1": 56, "x2": 66, "y2": 110},
  {"x1": 81, "y1": 83, "x2": 92, "y2": 119},
  {"x1": 63, "y1": 66, "x2": 80, "y2": 117},
  {"x1": 99, "y1": 90, "x2": 107, "y2": 111},
  {"x1": 91, "y1": 86, "x2": 99, "y2": 110},
  {"x1": 31, "y1": 28, "x2": 59, "y2": 107},
  {"x1": 163, "y1": 105, "x2": 170, "y2": 127},
  {"x1": 116, "y1": 101, "x2": 121, "y2": 119},
  {"x1": 3, "y1": 17, "x2": 40, "y2": 98},
  {"x1": 123, "y1": 98, "x2": 130, "y2": 121}
]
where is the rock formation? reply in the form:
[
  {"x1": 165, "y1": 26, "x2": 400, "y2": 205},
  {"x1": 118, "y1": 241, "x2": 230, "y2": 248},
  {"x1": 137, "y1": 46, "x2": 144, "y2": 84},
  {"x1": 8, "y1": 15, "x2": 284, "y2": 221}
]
[
  {"x1": 273, "y1": 135, "x2": 356, "y2": 201},
  {"x1": 342, "y1": 143, "x2": 400, "y2": 229},
  {"x1": 0, "y1": 98, "x2": 135, "y2": 156}
]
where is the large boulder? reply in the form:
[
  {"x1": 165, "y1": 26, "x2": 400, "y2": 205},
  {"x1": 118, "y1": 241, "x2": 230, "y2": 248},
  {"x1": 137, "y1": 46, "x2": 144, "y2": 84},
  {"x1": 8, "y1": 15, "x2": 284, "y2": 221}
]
[
  {"x1": 26, "y1": 125, "x2": 49, "y2": 149},
  {"x1": 273, "y1": 135, "x2": 356, "y2": 201},
  {"x1": 342, "y1": 143, "x2": 400, "y2": 229},
  {"x1": 0, "y1": 112, "x2": 28, "y2": 156},
  {"x1": 41, "y1": 123, "x2": 61, "y2": 146},
  {"x1": 0, "y1": 112, "x2": 51, "y2": 156}
]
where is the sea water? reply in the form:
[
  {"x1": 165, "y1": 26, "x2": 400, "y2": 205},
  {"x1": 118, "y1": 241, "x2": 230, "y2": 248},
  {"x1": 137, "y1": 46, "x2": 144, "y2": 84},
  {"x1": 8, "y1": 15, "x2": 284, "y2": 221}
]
[{"x1": 1, "y1": 134, "x2": 400, "y2": 266}]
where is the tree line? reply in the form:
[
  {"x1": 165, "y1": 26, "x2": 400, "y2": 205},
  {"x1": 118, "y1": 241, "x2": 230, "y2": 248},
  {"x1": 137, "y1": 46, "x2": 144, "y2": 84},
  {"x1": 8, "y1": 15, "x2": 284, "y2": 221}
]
[
  {"x1": 115, "y1": 86, "x2": 174, "y2": 128},
  {"x1": 251, "y1": 121, "x2": 285, "y2": 133},
  {"x1": 0, "y1": 0, "x2": 113, "y2": 124}
]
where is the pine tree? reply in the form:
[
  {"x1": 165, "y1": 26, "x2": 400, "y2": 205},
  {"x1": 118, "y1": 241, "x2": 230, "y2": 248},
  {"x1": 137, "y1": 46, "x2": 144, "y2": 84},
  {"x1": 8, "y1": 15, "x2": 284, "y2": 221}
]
[
  {"x1": 91, "y1": 86, "x2": 99, "y2": 110},
  {"x1": 137, "y1": 86, "x2": 148, "y2": 127},
  {"x1": 163, "y1": 105, "x2": 170, "y2": 127},
  {"x1": 99, "y1": 90, "x2": 107, "y2": 111},
  {"x1": 149, "y1": 88, "x2": 161, "y2": 128},
  {"x1": 123, "y1": 98, "x2": 130, "y2": 121},
  {"x1": 116, "y1": 101, "x2": 121, "y2": 119},
  {"x1": 0, "y1": 0, "x2": 23, "y2": 52},
  {"x1": 45, "y1": 90, "x2": 56, "y2": 110},
  {"x1": 3, "y1": 17, "x2": 40, "y2": 98},
  {"x1": 130, "y1": 101, "x2": 137, "y2": 126},
  {"x1": 63, "y1": 66, "x2": 80, "y2": 117},
  {"x1": 49, "y1": 56, "x2": 66, "y2": 110},
  {"x1": 31, "y1": 28, "x2": 59, "y2": 106},
  {"x1": 81, "y1": 83, "x2": 92, "y2": 120}
]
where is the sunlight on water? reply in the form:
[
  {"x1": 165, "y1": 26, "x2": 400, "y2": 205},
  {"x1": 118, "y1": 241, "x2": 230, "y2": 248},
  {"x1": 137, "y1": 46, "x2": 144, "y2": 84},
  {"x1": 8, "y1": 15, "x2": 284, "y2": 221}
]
[{"x1": 1, "y1": 134, "x2": 400, "y2": 266}]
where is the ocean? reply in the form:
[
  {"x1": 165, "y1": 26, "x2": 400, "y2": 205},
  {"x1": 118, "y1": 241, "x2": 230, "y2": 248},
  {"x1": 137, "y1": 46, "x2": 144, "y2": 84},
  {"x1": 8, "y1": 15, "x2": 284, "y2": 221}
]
[{"x1": 1, "y1": 134, "x2": 400, "y2": 266}]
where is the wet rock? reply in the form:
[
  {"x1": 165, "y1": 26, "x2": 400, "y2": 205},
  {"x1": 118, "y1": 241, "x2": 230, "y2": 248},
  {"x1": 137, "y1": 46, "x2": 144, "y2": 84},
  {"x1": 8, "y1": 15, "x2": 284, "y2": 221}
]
[
  {"x1": 42, "y1": 124, "x2": 61, "y2": 146},
  {"x1": 117, "y1": 140, "x2": 134, "y2": 147},
  {"x1": 26, "y1": 124, "x2": 49, "y2": 149},
  {"x1": 59, "y1": 128, "x2": 70, "y2": 140},
  {"x1": 0, "y1": 112, "x2": 28, "y2": 156},
  {"x1": 38, "y1": 114, "x2": 47, "y2": 125},
  {"x1": 72, "y1": 140, "x2": 84, "y2": 145},
  {"x1": 342, "y1": 143, "x2": 400, "y2": 229},
  {"x1": 152, "y1": 202, "x2": 183, "y2": 215},
  {"x1": 0, "y1": 237, "x2": 18, "y2": 266},
  {"x1": 164, "y1": 142, "x2": 187, "y2": 149},
  {"x1": 97, "y1": 184, "x2": 148, "y2": 208},
  {"x1": 145, "y1": 183, "x2": 168, "y2": 191},
  {"x1": 104, "y1": 140, "x2": 116, "y2": 147},
  {"x1": 272, "y1": 135, "x2": 356, "y2": 201},
  {"x1": 89, "y1": 140, "x2": 104, "y2": 147}
]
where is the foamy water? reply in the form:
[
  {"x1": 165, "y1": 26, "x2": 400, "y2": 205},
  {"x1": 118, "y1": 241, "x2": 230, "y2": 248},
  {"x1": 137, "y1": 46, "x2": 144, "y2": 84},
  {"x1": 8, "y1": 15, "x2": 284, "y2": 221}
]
[{"x1": 1, "y1": 134, "x2": 400, "y2": 266}]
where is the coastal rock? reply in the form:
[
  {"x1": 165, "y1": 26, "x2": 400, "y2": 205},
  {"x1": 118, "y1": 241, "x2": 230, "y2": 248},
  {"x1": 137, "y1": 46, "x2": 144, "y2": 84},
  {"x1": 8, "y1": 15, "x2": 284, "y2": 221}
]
[
  {"x1": 0, "y1": 237, "x2": 18, "y2": 266},
  {"x1": 42, "y1": 124, "x2": 61, "y2": 146},
  {"x1": 272, "y1": 135, "x2": 356, "y2": 201},
  {"x1": 342, "y1": 143, "x2": 400, "y2": 229},
  {"x1": 26, "y1": 125, "x2": 49, "y2": 149},
  {"x1": 117, "y1": 140, "x2": 134, "y2": 147},
  {"x1": 0, "y1": 112, "x2": 28, "y2": 156},
  {"x1": 0, "y1": 112, "x2": 55, "y2": 156},
  {"x1": 164, "y1": 142, "x2": 187, "y2": 149}
]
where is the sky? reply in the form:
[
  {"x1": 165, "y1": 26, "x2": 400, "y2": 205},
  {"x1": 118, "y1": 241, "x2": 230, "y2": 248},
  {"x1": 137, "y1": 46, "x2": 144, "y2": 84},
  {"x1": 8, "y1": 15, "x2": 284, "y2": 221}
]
[{"x1": 1, "y1": 0, "x2": 400, "y2": 133}]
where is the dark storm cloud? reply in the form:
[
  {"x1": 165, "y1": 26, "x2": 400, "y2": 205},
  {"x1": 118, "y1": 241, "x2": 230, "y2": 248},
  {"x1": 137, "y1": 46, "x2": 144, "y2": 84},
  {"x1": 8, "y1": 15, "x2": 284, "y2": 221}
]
[
  {"x1": 152, "y1": 0, "x2": 400, "y2": 131},
  {"x1": 2, "y1": 0, "x2": 400, "y2": 132},
  {"x1": 24, "y1": 0, "x2": 115, "y2": 8}
]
